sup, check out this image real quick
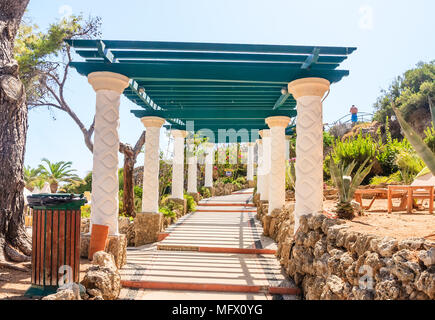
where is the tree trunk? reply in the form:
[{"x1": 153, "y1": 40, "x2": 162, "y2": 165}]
[
  {"x1": 0, "y1": 0, "x2": 32, "y2": 264},
  {"x1": 122, "y1": 146, "x2": 135, "y2": 217}
]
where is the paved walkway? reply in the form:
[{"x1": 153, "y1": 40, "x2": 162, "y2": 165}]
[{"x1": 119, "y1": 189, "x2": 299, "y2": 300}]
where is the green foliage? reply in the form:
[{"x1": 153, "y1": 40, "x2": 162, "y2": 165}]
[
  {"x1": 38, "y1": 158, "x2": 81, "y2": 186},
  {"x1": 330, "y1": 132, "x2": 377, "y2": 170},
  {"x1": 369, "y1": 171, "x2": 402, "y2": 185},
  {"x1": 81, "y1": 204, "x2": 91, "y2": 218},
  {"x1": 24, "y1": 165, "x2": 42, "y2": 190},
  {"x1": 15, "y1": 15, "x2": 101, "y2": 103},
  {"x1": 373, "y1": 61, "x2": 435, "y2": 126},
  {"x1": 323, "y1": 131, "x2": 334, "y2": 148},
  {"x1": 159, "y1": 206, "x2": 176, "y2": 218},
  {"x1": 329, "y1": 157, "x2": 373, "y2": 219},
  {"x1": 184, "y1": 193, "x2": 196, "y2": 213},
  {"x1": 424, "y1": 125, "x2": 435, "y2": 153},
  {"x1": 285, "y1": 160, "x2": 296, "y2": 191},
  {"x1": 199, "y1": 186, "x2": 211, "y2": 199},
  {"x1": 392, "y1": 103, "x2": 435, "y2": 175}
]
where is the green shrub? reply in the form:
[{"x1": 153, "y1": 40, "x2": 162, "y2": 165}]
[
  {"x1": 81, "y1": 204, "x2": 91, "y2": 218},
  {"x1": 199, "y1": 186, "x2": 211, "y2": 198},
  {"x1": 369, "y1": 171, "x2": 402, "y2": 185},
  {"x1": 184, "y1": 193, "x2": 196, "y2": 212},
  {"x1": 159, "y1": 206, "x2": 176, "y2": 218}
]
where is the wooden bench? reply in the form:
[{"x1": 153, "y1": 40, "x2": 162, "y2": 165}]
[
  {"x1": 354, "y1": 188, "x2": 407, "y2": 211},
  {"x1": 388, "y1": 185, "x2": 434, "y2": 214}
]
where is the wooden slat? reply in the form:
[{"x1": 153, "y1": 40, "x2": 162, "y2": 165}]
[
  {"x1": 45, "y1": 210, "x2": 52, "y2": 285},
  {"x1": 75, "y1": 211, "x2": 81, "y2": 283},
  {"x1": 51, "y1": 210, "x2": 59, "y2": 286},
  {"x1": 65, "y1": 210, "x2": 71, "y2": 273},
  {"x1": 58, "y1": 210, "x2": 66, "y2": 280},
  {"x1": 31, "y1": 209, "x2": 37, "y2": 284},
  {"x1": 38, "y1": 210, "x2": 45, "y2": 286}
]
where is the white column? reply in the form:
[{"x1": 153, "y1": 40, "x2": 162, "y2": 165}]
[
  {"x1": 259, "y1": 130, "x2": 271, "y2": 201},
  {"x1": 141, "y1": 116, "x2": 165, "y2": 213},
  {"x1": 288, "y1": 77, "x2": 330, "y2": 232},
  {"x1": 88, "y1": 72, "x2": 129, "y2": 236},
  {"x1": 247, "y1": 142, "x2": 255, "y2": 182},
  {"x1": 204, "y1": 142, "x2": 214, "y2": 188},
  {"x1": 265, "y1": 116, "x2": 290, "y2": 214},
  {"x1": 171, "y1": 130, "x2": 187, "y2": 199},
  {"x1": 256, "y1": 139, "x2": 263, "y2": 196},
  {"x1": 187, "y1": 140, "x2": 198, "y2": 193}
]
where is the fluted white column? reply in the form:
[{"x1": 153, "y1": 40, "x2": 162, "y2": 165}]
[
  {"x1": 141, "y1": 117, "x2": 165, "y2": 213},
  {"x1": 247, "y1": 142, "x2": 255, "y2": 182},
  {"x1": 171, "y1": 130, "x2": 187, "y2": 199},
  {"x1": 288, "y1": 78, "x2": 330, "y2": 232},
  {"x1": 256, "y1": 139, "x2": 263, "y2": 196},
  {"x1": 259, "y1": 130, "x2": 271, "y2": 201},
  {"x1": 204, "y1": 142, "x2": 214, "y2": 188},
  {"x1": 187, "y1": 140, "x2": 198, "y2": 193},
  {"x1": 88, "y1": 72, "x2": 129, "y2": 235},
  {"x1": 266, "y1": 116, "x2": 290, "y2": 214}
]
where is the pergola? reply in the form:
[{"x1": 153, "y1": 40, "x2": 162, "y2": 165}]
[{"x1": 67, "y1": 39, "x2": 355, "y2": 245}]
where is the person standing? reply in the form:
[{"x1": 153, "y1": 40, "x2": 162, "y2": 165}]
[{"x1": 350, "y1": 105, "x2": 358, "y2": 126}]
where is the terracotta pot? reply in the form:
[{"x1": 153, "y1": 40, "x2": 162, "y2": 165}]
[{"x1": 88, "y1": 224, "x2": 109, "y2": 260}]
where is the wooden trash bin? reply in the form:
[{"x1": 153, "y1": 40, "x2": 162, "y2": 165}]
[{"x1": 25, "y1": 194, "x2": 86, "y2": 297}]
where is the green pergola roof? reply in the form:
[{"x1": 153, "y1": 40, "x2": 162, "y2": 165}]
[{"x1": 67, "y1": 39, "x2": 356, "y2": 142}]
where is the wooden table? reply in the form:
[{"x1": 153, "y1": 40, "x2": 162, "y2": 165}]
[
  {"x1": 387, "y1": 185, "x2": 434, "y2": 214},
  {"x1": 354, "y1": 189, "x2": 387, "y2": 210}
]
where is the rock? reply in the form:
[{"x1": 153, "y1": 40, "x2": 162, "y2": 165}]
[
  {"x1": 418, "y1": 248, "x2": 435, "y2": 267},
  {"x1": 375, "y1": 279, "x2": 402, "y2": 300},
  {"x1": 350, "y1": 200, "x2": 363, "y2": 216},
  {"x1": 299, "y1": 215, "x2": 310, "y2": 233},
  {"x1": 321, "y1": 218, "x2": 345, "y2": 234},
  {"x1": 351, "y1": 286, "x2": 374, "y2": 300},
  {"x1": 321, "y1": 275, "x2": 347, "y2": 300},
  {"x1": 134, "y1": 212, "x2": 162, "y2": 246},
  {"x1": 81, "y1": 251, "x2": 121, "y2": 300},
  {"x1": 81, "y1": 218, "x2": 90, "y2": 234},
  {"x1": 415, "y1": 268, "x2": 435, "y2": 299},
  {"x1": 304, "y1": 230, "x2": 321, "y2": 248},
  {"x1": 351, "y1": 234, "x2": 375, "y2": 256},
  {"x1": 118, "y1": 217, "x2": 131, "y2": 234},
  {"x1": 42, "y1": 289, "x2": 78, "y2": 300},
  {"x1": 57, "y1": 282, "x2": 86, "y2": 299},
  {"x1": 303, "y1": 276, "x2": 325, "y2": 300},
  {"x1": 325, "y1": 224, "x2": 349, "y2": 243},
  {"x1": 313, "y1": 238, "x2": 327, "y2": 259},
  {"x1": 307, "y1": 214, "x2": 326, "y2": 231},
  {"x1": 398, "y1": 238, "x2": 426, "y2": 251},
  {"x1": 376, "y1": 237, "x2": 398, "y2": 258},
  {"x1": 313, "y1": 252, "x2": 330, "y2": 276}
]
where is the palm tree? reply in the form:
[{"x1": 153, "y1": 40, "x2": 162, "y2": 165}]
[
  {"x1": 23, "y1": 165, "x2": 42, "y2": 191},
  {"x1": 38, "y1": 158, "x2": 81, "y2": 193}
]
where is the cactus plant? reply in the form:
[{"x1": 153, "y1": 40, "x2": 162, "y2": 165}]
[
  {"x1": 329, "y1": 157, "x2": 373, "y2": 219},
  {"x1": 392, "y1": 99, "x2": 435, "y2": 175}
]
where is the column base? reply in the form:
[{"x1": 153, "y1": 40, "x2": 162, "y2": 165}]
[
  {"x1": 256, "y1": 200, "x2": 269, "y2": 221},
  {"x1": 80, "y1": 233, "x2": 127, "y2": 269},
  {"x1": 247, "y1": 180, "x2": 256, "y2": 188},
  {"x1": 188, "y1": 192, "x2": 201, "y2": 203},
  {"x1": 134, "y1": 212, "x2": 162, "y2": 246}
]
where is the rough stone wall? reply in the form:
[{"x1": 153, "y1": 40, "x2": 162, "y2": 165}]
[
  {"x1": 282, "y1": 214, "x2": 435, "y2": 300},
  {"x1": 253, "y1": 193, "x2": 435, "y2": 300},
  {"x1": 213, "y1": 182, "x2": 249, "y2": 196}
]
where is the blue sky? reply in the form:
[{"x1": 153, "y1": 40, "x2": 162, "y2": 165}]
[{"x1": 24, "y1": 0, "x2": 435, "y2": 178}]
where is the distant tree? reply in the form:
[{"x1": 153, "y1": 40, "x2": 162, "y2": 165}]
[
  {"x1": 17, "y1": 15, "x2": 146, "y2": 217},
  {"x1": 373, "y1": 61, "x2": 435, "y2": 132},
  {"x1": 0, "y1": 0, "x2": 32, "y2": 267},
  {"x1": 38, "y1": 158, "x2": 81, "y2": 193},
  {"x1": 23, "y1": 165, "x2": 42, "y2": 191}
]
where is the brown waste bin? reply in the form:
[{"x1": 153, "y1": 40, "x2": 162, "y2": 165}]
[{"x1": 25, "y1": 194, "x2": 86, "y2": 297}]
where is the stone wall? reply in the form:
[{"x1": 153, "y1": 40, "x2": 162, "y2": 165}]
[
  {"x1": 256, "y1": 196, "x2": 435, "y2": 300},
  {"x1": 213, "y1": 182, "x2": 249, "y2": 196}
]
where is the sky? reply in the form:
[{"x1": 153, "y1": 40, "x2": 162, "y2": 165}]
[{"x1": 24, "y1": 0, "x2": 435, "y2": 178}]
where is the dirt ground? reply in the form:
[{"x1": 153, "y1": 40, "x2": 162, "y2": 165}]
[
  {"x1": 0, "y1": 258, "x2": 92, "y2": 300},
  {"x1": 324, "y1": 199, "x2": 435, "y2": 241}
]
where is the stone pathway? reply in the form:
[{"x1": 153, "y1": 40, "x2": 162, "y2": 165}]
[{"x1": 119, "y1": 189, "x2": 300, "y2": 300}]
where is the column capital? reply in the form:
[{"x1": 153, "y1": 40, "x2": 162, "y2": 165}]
[
  {"x1": 141, "y1": 116, "x2": 165, "y2": 128},
  {"x1": 171, "y1": 129, "x2": 188, "y2": 138},
  {"x1": 256, "y1": 139, "x2": 262, "y2": 145},
  {"x1": 265, "y1": 116, "x2": 291, "y2": 128},
  {"x1": 259, "y1": 129, "x2": 270, "y2": 138},
  {"x1": 287, "y1": 77, "x2": 330, "y2": 99},
  {"x1": 88, "y1": 71, "x2": 129, "y2": 94}
]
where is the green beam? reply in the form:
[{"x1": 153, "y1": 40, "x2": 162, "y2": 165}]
[
  {"x1": 273, "y1": 93, "x2": 291, "y2": 110},
  {"x1": 67, "y1": 39, "x2": 357, "y2": 56},
  {"x1": 96, "y1": 40, "x2": 118, "y2": 63},
  {"x1": 301, "y1": 48, "x2": 320, "y2": 69},
  {"x1": 70, "y1": 61, "x2": 350, "y2": 84},
  {"x1": 130, "y1": 109, "x2": 296, "y2": 120}
]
